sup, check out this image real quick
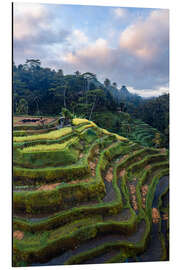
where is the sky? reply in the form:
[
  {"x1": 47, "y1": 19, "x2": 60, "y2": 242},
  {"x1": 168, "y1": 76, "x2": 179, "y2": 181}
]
[{"x1": 13, "y1": 2, "x2": 169, "y2": 97}]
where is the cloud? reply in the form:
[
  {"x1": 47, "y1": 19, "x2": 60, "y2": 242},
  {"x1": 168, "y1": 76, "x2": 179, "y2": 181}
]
[
  {"x1": 127, "y1": 85, "x2": 169, "y2": 98},
  {"x1": 13, "y1": 3, "x2": 70, "y2": 64},
  {"x1": 63, "y1": 38, "x2": 110, "y2": 68},
  {"x1": 59, "y1": 9, "x2": 169, "y2": 93},
  {"x1": 14, "y1": 2, "x2": 70, "y2": 45},
  {"x1": 13, "y1": 5, "x2": 169, "y2": 96},
  {"x1": 113, "y1": 8, "x2": 128, "y2": 18},
  {"x1": 14, "y1": 3, "x2": 48, "y2": 19},
  {"x1": 119, "y1": 9, "x2": 169, "y2": 59},
  {"x1": 73, "y1": 30, "x2": 88, "y2": 44},
  {"x1": 64, "y1": 29, "x2": 89, "y2": 53},
  {"x1": 14, "y1": 3, "x2": 49, "y2": 40}
]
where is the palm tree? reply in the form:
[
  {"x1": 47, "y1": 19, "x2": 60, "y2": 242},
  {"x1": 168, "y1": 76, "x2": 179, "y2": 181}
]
[
  {"x1": 57, "y1": 69, "x2": 64, "y2": 77},
  {"x1": 104, "y1": 78, "x2": 111, "y2": 87},
  {"x1": 112, "y1": 82, "x2": 117, "y2": 88},
  {"x1": 75, "y1": 70, "x2": 80, "y2": 76}
]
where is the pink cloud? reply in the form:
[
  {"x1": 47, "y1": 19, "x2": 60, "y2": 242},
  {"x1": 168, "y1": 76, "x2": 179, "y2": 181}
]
[
  {"x1": 119, "y1": 10, "x2": 169, "y2": 59},
  {"x1": 63, "y1": 38, "x2": 110, "y2": 68},
  {"x1": 14, "y1": 3, "x2": 49, "y2": 40}
]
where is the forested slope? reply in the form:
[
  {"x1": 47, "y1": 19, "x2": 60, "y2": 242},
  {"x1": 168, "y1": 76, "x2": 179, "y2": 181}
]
[{"x1": 13, "y1": 60, "x2": 169, "y2": 148}]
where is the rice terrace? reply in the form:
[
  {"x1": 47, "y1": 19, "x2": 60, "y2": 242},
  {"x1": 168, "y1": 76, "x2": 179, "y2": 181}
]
[
  {"x1": 13, "y1": 115, "x2": 169, "y2": 266},
  {"x1": 13, "y1": 2, "x2": 169, "y2": 267}
]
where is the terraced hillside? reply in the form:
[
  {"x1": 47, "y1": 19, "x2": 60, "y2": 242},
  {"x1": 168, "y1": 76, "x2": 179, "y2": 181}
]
[
  {"x1": 13, "y1": 118, "x2": 169, "y2": 266},
  {"x1": 93, "y1": 112, "x2": 165, "y2": 148},
  {"x1": 120, "y1": 118, "x2": 163, "y2": 148}
]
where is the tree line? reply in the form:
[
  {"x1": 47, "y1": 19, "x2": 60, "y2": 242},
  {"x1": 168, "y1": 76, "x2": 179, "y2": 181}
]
[
  {"x1": 13, "y1": 59, "x2": 117, "y2": 118},
  {"x1": 13, "y1": 59, "x2": 169, "y2": 147}
]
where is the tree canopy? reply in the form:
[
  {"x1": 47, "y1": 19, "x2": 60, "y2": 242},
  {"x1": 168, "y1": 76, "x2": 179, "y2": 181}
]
[{"x1": 13, "y1": 60, "x2": 169, "y2": 147}]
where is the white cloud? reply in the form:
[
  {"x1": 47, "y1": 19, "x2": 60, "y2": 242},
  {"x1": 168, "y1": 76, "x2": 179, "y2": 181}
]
[
  {"x1": 127, "y1": 85, "x2": 169, "y2": 97},
  {"x1": 14, "y1": 3, "x2": 47, "y2": 19},
  {"x1": 73, "y1": 30, "x2": 88, "y2": 44},
  {"x1": 113, "y1": 8, "x2": 127, "y2": 18},
  {"x1": 65, "y1": 29, "x2": 89, "y2": 51}
]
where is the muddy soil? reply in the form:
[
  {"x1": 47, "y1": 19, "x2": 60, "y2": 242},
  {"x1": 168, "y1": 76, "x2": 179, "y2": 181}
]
[{"x1": 13, "y1": 116, "x2": 56, "y2": 127}]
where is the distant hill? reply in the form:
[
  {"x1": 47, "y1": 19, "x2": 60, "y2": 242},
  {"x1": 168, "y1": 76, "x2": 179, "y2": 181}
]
[
  {"x1": 92, "y1": 111, "x2": 165, "y2": 148},
  {"x1": 106, "y1": 85, "x2": 142, "y2": 106},
  {"x1": 79, "y1": 74, "x2": 142, "y2": 107},
  {"x1": 119, "y1": 85, "x2": 133, "y2": 98}
]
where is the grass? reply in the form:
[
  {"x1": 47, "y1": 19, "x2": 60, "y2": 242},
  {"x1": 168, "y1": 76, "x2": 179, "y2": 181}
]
[
  {"x1": 13, "y1": 142, "x2": 135, "y2": 233},
  {"x1": 49, "y1": 216, "x2": 103, "y2": 240},
  {"x1": 99, "y1": 127, "x2": 128, "y2": 141},
  {"x1": 76, "y1": 123, "x2": 95, "y2": 133},
  {"x1": 13, "y1": 131, "x2": 27, "y2": 137},
  {"x1": 13, "y1": 135, "x2": 115, "y2": 183},
  {"x1": 20, "y1": 137, "x2": 78, "y2": 153},
  {"x1": 73, "y1": 118, "x2": 91, "y2": 125},
  {"x1": 13, "y1": 127, "x2": 72, "y2": 142},
  {"x1": 92, "y1": 111, "x2": 164, "y2": 148}
]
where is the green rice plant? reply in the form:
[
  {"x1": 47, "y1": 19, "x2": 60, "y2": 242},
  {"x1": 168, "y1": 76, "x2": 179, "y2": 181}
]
[
  {"x1": 13, "y1": 215, "x2": 139, "y2": 265},
  {"x1": 72, "y1": 118, "x2": 98, "y2": 127},
  {"x1": 140, "y1": 161, "x2": 169, "y2": 187},
  {"x1": 13, "y1": 131, "x2": 27, "y2": 137},
  {"x1": 13, "y1": 127, "x2": 73, "y2": 143},
  {"x1": 80, "y1": 127, "x2": 98, "y2": 143},
  {"x1": 13, "y1": 134, "x2": 116, "y2": 184},
  {"x1": 13, "y1": 162, "x2": 90, "y2": 185},
  {"x1": 116, "y1": 148, "x2": 159, "y2": 172},
  {"x1": 128, "y1": 153, "x2": 167, "y2": 174},
  {"x1": 13, "y1": 139, "x2": 137, "y2": 232},
  {"x1": 146, "y1": 169, "x2": 169, "y2": 221},
  {"x1": 14, "y1": 147, "x2": 79, "y2": 169},
  {"x1": 48, "y1": 215, "x2": 103, "y2": 240},
  {"x1": 20, "y1": 137, "x2": 78, "y2": 153},
  {"x1": 13, "y1": 118, "x2": 169, "y2": 266},
  {"x1": 13, "y1": 132, "x2": 76, "y2": 149},
  {"x1": 13, "y1": 176, "x2": 104, "y2": 214},
  {"x1": 99, "y1": 127, "x2": 128, "y2": 141},
  {"x1": 13, "y1": 135, "x2": 121, "y2": 214},
  {"x1": 75, "y1": 123, "x2": 95, "y2": 133},
  {"x1": 13, "y1": 210, "x2": 147, "y2": 266}
]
